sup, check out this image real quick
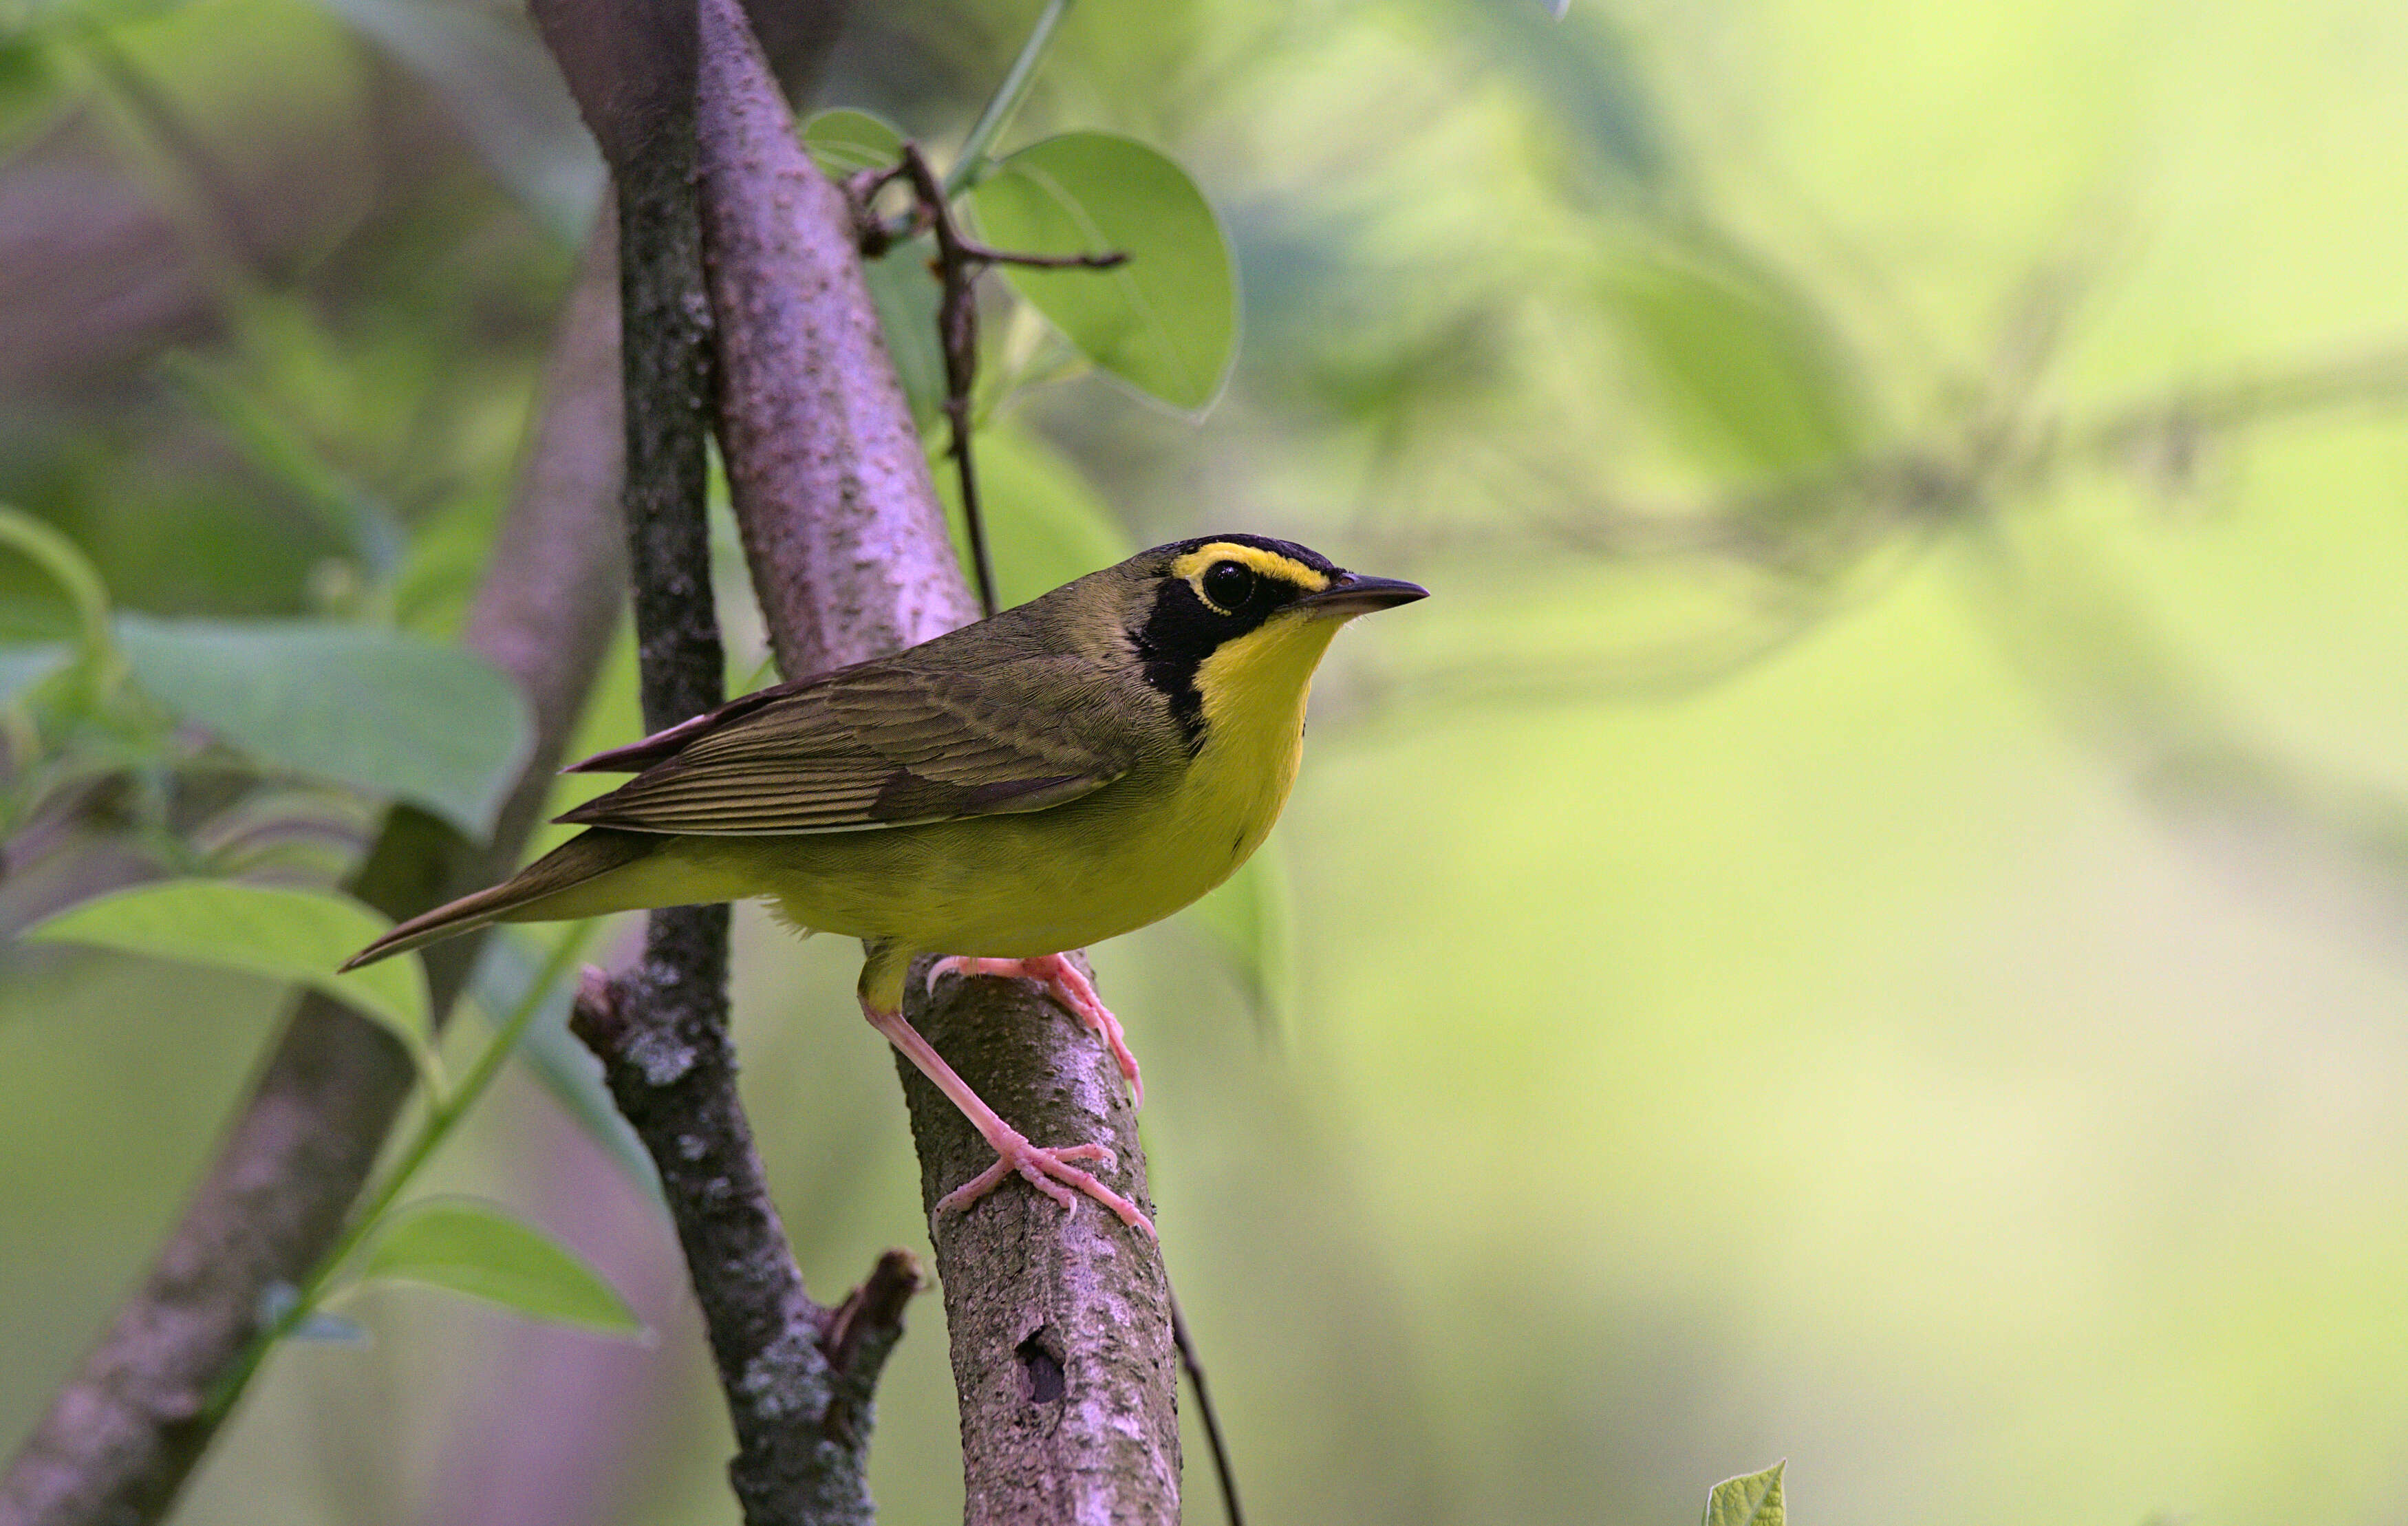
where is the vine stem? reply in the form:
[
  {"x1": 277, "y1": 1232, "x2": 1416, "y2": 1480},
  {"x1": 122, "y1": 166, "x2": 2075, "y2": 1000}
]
[
  {"x1": 200, "y1": 920, "x2": 598, "y2": 1420},
  {"x1": 0, "y1": 504, "x2": 122, "y2": 690},
  {"x1": 944, "y1": 0, "x2": 1073, "y2": 197}
]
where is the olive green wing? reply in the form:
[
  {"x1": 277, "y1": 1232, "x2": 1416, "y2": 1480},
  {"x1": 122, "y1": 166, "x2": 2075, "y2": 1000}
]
[{"x1": 555, "y1": 657, "x2": 1136, "y2": 835}]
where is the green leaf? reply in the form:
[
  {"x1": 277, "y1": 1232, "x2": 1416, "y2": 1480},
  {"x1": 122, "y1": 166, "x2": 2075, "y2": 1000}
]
[
  {"x1": 1702, "y1": 1461, "x2": 1787, "y2": 1526},
  {"x1": 21, "y1": 880, "x2": 430, "y2": 1057},
  {"x1": 932, "y1": 422, "x2": 1132, "y2": 607},
  {"x1": 1185, "y1": 841, "x2": 1295, "y2": 1035},
  {"x1": 115, "y1": 616, "x2": 533, "y2": 840},
  {"x1": 801, "y1": 107, "x2": 905, "y2": 176},
  {"x1": 971, "y1": 131, "x2": 1238, "y2": 413},
  {"x1": 1600, "y1": 243, "x2": 1864, "y2": 477},
  {"x1": 359, "y1": 1198, "x2": 642, "y2": 1335},
  {"x1": 863, "y1": 235, "x2": 946, "y2": 431}
]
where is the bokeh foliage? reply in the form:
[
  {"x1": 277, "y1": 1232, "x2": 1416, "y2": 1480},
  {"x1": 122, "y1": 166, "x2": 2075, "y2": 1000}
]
[{"x1": 4, "y1": 0, "x2": 2408, "y2": 1523}]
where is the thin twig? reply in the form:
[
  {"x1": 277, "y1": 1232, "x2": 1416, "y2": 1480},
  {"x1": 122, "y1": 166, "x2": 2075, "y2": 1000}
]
[
  {"x1": 958, "y1": 241, "x2": 1131, "y2": 271},
  {"x1": 1170, "y1": 1284, "x2": 1246, "y2": 1526},
  {"x1": 821, "y1": 1250, "x2": 926, "y2": 1449},
  {"x1": 907, "y1": 142, "x2": 998, "y2": 615},
  {"x1": 880, "y1": 142, "x2": 1125, "y2": 616}
]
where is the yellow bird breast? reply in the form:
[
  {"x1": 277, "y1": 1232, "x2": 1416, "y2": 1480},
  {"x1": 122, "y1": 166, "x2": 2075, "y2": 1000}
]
[{"x1": 676, "y1": 610, "x2": 1344, "y2": 960}]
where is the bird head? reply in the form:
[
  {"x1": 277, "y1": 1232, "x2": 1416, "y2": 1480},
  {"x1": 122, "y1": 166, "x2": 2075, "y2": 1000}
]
[{"x1": 1116, "y1": 534, "x2": 1426, "y2": 751}]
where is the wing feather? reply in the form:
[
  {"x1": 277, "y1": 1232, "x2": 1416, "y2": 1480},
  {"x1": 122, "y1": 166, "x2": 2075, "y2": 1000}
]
[{"x1": 554, "y1": 653, "x2": 1139, "y2": 836}]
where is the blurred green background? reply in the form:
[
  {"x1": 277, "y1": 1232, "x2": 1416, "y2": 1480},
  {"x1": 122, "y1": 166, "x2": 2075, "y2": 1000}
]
[{"x1": 6, "y1": 0, "x2": 2408, "y2": 1523}]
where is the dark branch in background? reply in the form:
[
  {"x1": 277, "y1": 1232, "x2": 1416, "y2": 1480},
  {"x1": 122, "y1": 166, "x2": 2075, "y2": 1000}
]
[
  {"x1": 0, "y1": 226, "x2": 629, "y2": 1526},
  {"x1": 530, "y1": 1, "x2": 923, "y2": 1523},
  {"x1": 686, "y1": 1, "x2": 1182, "y2": 1518},
  {"x1": 848, "y1": 146, "x2": 1125, "y2": 619}
]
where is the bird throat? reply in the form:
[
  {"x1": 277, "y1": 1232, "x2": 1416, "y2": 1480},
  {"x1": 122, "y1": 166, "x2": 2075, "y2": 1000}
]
[{"x1": 1182, "y1": 613, "x2": 1344, "y2": 848}]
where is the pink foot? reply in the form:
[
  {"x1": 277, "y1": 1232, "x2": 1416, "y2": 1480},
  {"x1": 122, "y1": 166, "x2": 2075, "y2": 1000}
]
[
  {"x1": 928, "y1": 953, "x2": 1144, "y2": 1107},
  {"x1": 934, "y1": 1130, "x2": 1157, "y2": 1238},
  {"x1": 862, "y1": 999, "x2": 1157, "y2": 1240}
]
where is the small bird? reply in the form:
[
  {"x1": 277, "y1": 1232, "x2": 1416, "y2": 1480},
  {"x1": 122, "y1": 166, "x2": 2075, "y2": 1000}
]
[{"x1": 345, "y1": 535, "x2": 1424, "y2": 1235}]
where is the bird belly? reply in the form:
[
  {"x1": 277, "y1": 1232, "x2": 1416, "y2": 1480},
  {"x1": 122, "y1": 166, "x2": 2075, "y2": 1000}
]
[
  {"x1": 697, "y1": 712, "x2": 1304, "y2": 959},
  {"x1": 669, "y1": 614, "x2": 1328, "y2": 959}
]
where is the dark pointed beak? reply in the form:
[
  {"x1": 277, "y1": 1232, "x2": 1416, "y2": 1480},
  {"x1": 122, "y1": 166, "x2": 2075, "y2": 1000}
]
[{"x1": 1297, "y1": 572, "x2": 1429, "y2": 618}]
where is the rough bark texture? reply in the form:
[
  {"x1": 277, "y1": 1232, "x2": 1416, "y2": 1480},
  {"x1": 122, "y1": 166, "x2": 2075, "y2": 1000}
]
[
  {"x1": 697, "y1": 0, "x2": 967, "y2": 679},
  {"x1": 570, "y1": 972, "x2": 913, "y2": 1526},
  {"x1": 0, "y1": 227, "x2": 628, "y2": 1526},
  {"x1": 903, "y1": 967, "x2": 1181, "y2": 1525},
  {"x1": 539, "y1": 3, "x2": 921, "y2": 1523},
  {"x1": 689, "y1": 2, "x2": 1181, "y2": 1519}
]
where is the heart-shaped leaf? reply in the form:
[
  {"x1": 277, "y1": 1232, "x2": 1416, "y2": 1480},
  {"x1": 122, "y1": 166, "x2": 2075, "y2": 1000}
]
[
  {"x1": 359, "y1": 1197, "x2": 641, "y2": 1335},
  {"x1": 971, "y1": 131, "x2": 1237, "y2": 413}
]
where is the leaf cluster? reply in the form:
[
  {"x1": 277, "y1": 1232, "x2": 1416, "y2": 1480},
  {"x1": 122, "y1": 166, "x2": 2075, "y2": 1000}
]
[{"x1": 0, "y1": 0, "x2": 1298, "y2": 1418}]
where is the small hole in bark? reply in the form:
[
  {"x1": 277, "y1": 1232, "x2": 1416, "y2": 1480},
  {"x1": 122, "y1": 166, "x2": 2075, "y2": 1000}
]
[{"x1": 1016, "y1": 1329, "x2": 1066, "y2": 1404}]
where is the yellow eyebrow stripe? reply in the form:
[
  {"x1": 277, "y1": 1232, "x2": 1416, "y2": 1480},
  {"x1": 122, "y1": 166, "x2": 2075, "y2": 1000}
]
[{"x1": 1170, "y1": 543, "x2": 1332, "y2": 594}]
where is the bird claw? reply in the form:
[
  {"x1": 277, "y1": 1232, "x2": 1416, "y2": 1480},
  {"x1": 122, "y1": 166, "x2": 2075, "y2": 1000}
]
[
  {"x1": 926, "y1": 954, "x2": 1144, "y2": 1108},
  {"x1": 936, "y1": 1130, "x2": 1156, "y2": 1238}
]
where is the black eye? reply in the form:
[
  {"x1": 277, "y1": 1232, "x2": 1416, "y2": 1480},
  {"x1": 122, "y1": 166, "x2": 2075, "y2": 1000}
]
[{"x1": 1201, "y1": 560, "x2": 1255, "y2": 611}]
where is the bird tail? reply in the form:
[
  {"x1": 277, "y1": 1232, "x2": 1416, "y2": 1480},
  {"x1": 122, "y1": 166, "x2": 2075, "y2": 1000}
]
[{"x1": 341, "y1": 828, "x2": 665, "y2": 971}]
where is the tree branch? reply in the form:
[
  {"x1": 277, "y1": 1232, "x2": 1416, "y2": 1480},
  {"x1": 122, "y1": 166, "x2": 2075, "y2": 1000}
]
[
  {"x1": 902, "y1": 967, "x2": 1181, "y2": 1523},
  {"x1": 0, "y1": 224, "x2": 630, "y2": 1526},
  {"x1": 697, "y1": 22, "x2": 972, "y2": 676},
  {"x1": 533, "y1": 2, "x2": 926, "y2": 1523},
  {"x1": 689, "y1": 1, "x2": 1181, "y2": 1519},
  {"x1": 568, "y1": 973, "x2": 919, "y2": 1526}
]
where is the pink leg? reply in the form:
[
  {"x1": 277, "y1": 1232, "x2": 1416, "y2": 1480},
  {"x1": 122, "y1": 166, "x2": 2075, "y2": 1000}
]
[
  {"x1": 927, "y1": 953, "x2": 1144, "y2": 1108},
  {"x1": 863, "y1": 1000, "x2": 1155, "y2": 1238}
]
